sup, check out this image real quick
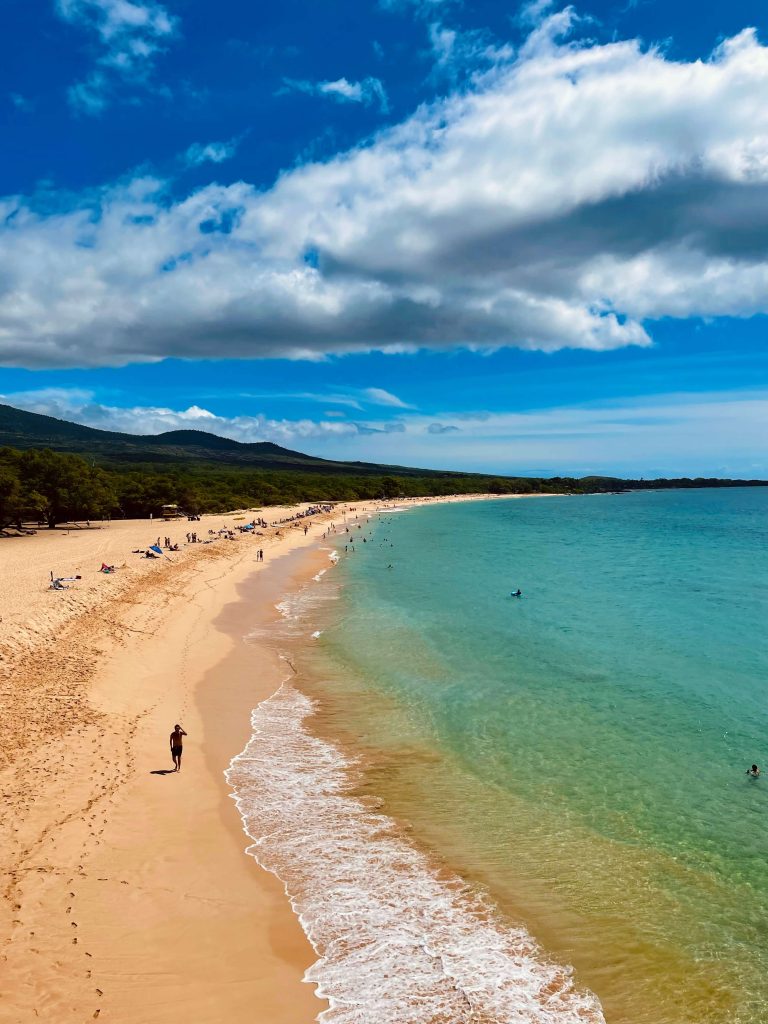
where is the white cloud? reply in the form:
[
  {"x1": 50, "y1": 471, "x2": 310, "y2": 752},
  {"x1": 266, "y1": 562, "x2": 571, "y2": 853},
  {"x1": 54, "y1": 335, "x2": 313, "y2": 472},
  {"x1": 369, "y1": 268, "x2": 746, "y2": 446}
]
[
  {"x1": 518, "y1": 0, "x2": 556, "y2": 27},
  {"x1": 56, "y1": 0, "x2": 175, "y2": 45},
  {"x1": 184, "y1": 140, "x2": 239, "y2": 167},
  {"x1": 245, "y1": 392, "x2": 364, "y2": 411},
  {"x1": 4, "y1": 386, "x2": 767, "y2": 476},
  {"x1": 281, "y1": 76, "x2": 389, "y2": 112},
  {"x1": 427, "y1": 22, "x2": 513, "y2": 79},
  {"x1": 362, "y1": 387, "x2": 413, "y2": 408},
  {"x1": 56, "y1": 0, "x2": 177, "y2": 114},
  {"x1": 0, "y1": 388, "x2": 389, "y2": 446},
  {"x1": 5, "y1": 19, "x2": 768, "y2": 366},
  {"x1": 226, "y1": 387, "x2": 410, "y2": 410}
]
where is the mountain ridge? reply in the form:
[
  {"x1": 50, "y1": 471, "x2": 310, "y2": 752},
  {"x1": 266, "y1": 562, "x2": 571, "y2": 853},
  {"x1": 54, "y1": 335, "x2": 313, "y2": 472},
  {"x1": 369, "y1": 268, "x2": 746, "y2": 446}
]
[
  {"x1": 0, "y1": 403, "x2": 460, "y2": 477},
  {"x1": 2, "y1": 403, "x2": 768, "y2": 489}
]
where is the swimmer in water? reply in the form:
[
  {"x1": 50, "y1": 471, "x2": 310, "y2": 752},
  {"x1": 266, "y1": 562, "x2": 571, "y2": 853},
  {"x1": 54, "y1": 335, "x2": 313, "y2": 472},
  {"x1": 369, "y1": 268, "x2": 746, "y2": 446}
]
[
  {"x1": 511, "y1": 589, "x2": 522, "y2": 598},
  {"x1": 747, "y1": 764, "x2": 760, "y2": 777}
]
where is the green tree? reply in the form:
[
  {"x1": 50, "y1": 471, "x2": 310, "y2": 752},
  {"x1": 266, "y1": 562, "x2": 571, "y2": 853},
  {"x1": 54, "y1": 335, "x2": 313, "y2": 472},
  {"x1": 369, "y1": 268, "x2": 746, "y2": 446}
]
[
  {"x1": 380, "y1": 476, "x2": 401, "y2": 499},
  {"x1": 0, "y1": 463, "x2": 21, "y2": 530},
  {"x1": 18, "y1": 449, "x2": 117, "y2": 528}
]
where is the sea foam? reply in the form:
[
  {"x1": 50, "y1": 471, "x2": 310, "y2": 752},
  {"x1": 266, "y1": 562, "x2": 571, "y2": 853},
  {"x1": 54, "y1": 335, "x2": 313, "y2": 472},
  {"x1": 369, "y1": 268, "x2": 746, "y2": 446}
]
[{"x1": 226, "y1": 684, "x2": 605, "y2": 1024}]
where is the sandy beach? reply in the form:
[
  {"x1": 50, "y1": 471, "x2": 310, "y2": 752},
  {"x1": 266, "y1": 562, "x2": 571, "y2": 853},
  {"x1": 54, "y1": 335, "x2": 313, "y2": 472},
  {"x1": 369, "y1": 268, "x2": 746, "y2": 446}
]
[
  {"x1": 0, "y1": 494, "x2": 522, "y2": 1023},
  {"x1": 0, "y1": 506, "x2": 332, "y2": 1022}
]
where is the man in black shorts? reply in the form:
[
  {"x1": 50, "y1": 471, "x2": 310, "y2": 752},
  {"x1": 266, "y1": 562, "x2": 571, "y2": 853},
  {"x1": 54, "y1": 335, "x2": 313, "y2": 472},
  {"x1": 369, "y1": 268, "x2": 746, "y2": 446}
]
[{"x1": 170, "y1": 724, "x2": 187, "y2": 772}]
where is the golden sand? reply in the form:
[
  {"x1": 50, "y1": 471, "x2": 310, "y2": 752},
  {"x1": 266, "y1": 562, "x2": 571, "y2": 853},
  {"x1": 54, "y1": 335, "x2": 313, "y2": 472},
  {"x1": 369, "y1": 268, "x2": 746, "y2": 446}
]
[{"x1": 0, "y1": 493, "x2": 539, "y2": 1022}]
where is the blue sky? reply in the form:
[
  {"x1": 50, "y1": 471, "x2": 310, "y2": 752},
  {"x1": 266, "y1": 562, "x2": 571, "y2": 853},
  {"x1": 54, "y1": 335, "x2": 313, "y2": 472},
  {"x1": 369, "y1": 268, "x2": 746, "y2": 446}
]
[{"x1": 1, "y1": 0, "x2": 767, "y2": 476}]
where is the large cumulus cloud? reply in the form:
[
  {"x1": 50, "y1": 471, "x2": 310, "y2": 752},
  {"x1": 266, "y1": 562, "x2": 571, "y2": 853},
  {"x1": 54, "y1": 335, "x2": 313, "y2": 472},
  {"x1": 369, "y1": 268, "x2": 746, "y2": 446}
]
[{"x1": 4, "y1": 15, "x2": 768, "y2": 368}]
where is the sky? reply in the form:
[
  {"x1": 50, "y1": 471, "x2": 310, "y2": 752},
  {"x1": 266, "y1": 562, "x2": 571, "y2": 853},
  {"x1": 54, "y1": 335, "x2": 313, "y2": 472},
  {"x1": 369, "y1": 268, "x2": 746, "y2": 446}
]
[{"x1": 1, "y1": 0, "x2": 768, "y2": 477}]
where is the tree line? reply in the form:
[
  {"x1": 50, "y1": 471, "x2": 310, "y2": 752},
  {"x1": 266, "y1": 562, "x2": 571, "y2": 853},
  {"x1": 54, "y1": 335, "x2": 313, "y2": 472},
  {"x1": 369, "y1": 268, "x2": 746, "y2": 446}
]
[
  {"x1": 1, "y1": 446, "x2": 765, "y2": 531},
  {"x1": 0, "y1": 447, "x2": 575, "y2": 528}
]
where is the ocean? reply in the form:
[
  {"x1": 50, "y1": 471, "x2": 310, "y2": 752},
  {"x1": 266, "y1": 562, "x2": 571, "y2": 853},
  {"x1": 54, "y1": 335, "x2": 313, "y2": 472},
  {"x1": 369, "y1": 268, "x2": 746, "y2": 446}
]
[{"x1": 226, "y1": 489, "x2": 768, "y2": 1024}]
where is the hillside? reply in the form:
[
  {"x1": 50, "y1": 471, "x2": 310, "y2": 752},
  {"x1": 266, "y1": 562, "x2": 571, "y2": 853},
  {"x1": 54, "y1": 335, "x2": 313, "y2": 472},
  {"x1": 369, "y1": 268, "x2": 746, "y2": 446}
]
[{"x1": 0, "y1": 403, "x2": 458, "y2": 477}]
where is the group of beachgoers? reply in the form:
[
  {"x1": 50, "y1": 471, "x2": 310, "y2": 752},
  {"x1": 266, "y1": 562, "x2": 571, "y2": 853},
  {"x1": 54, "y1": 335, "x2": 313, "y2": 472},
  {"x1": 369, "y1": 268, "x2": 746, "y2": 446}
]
[
  {"x1": 48, "y1": 503, "x2": 347, "y2": 596},
  {"x1": 272, "y1": 504, "x2": 334, "y2": 528}
]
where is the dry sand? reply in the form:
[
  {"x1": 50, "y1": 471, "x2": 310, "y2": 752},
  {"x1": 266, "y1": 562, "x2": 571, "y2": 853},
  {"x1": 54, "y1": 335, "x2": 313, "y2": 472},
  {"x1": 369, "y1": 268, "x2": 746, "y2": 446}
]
[{"x1": 0, "y1": 493, "x2": 545, "y2": 1022}]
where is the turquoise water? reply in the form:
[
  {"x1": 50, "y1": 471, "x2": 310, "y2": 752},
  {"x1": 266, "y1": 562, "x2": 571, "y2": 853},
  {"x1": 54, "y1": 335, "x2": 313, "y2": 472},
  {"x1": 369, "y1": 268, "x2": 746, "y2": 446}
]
[{"x1": 300, "y1": 491, "x2": 768, "y2": 1023}]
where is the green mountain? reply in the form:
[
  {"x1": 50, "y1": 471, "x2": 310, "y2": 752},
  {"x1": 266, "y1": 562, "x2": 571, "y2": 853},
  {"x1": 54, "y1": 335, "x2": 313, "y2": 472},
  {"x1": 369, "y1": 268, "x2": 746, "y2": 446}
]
[{"x1": 0, "y1": 403, "x2": 458, "y2": 477}]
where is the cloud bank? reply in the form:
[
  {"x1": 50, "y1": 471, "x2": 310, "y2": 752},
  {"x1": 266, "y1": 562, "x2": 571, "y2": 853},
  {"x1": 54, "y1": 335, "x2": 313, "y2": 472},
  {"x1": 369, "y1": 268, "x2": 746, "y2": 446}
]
[
  {"x1": 5, "y1": 16, "x2": 768, "y2": 366},
  {"x1": 4, "y1": 386, "x2": 767, "y2": 477}
]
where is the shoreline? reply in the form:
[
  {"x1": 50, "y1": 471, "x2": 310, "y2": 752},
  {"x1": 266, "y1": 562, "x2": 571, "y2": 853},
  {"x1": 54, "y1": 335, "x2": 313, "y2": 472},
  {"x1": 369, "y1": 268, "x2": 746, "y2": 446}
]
[
  {"x1": 224, "y1": 505, "x2": 608, "y2": 1024},
  {"x1": 268, "y1": 491, "x2": 758, "y2": 1024},
  {"x1": 77, "y1": 540, "x2": 336, "y2": 1024},
  {"x1": 1, "y1": 493, "x2": 541, "y2": 1022}
]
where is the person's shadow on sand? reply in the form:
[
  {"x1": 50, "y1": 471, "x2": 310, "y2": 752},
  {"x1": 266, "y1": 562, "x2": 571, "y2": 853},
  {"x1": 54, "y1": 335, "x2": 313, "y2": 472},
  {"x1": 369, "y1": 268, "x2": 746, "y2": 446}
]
[{"x1": 150, "y1": 769, "x2": 175, "y2": 775}]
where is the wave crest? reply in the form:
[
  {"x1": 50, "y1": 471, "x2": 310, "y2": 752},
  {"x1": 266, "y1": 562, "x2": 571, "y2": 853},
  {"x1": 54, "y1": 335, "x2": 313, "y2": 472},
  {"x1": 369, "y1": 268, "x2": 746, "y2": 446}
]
[{"x1": 225, "y1": 684, "x2": 605, "y2": 1024}]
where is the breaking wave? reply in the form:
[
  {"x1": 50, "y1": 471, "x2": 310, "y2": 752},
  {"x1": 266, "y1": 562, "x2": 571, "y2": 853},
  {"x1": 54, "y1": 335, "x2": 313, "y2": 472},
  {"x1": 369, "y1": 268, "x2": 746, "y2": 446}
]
[{"x1": 226, "y1": 683, "x2": 605, "y2": 1024}]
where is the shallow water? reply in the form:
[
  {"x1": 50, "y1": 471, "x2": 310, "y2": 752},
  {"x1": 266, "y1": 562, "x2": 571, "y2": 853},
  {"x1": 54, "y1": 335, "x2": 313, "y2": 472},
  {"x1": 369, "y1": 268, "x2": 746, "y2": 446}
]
[{"x1": 229, "y1": 491, "x2": 768, "y2": 1023}]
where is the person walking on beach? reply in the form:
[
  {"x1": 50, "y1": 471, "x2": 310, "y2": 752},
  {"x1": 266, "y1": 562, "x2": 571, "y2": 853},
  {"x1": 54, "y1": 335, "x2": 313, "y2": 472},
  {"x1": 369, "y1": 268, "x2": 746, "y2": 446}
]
[{"x1": 170, "y1": 724, "x2": 187, "y2": 772}]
